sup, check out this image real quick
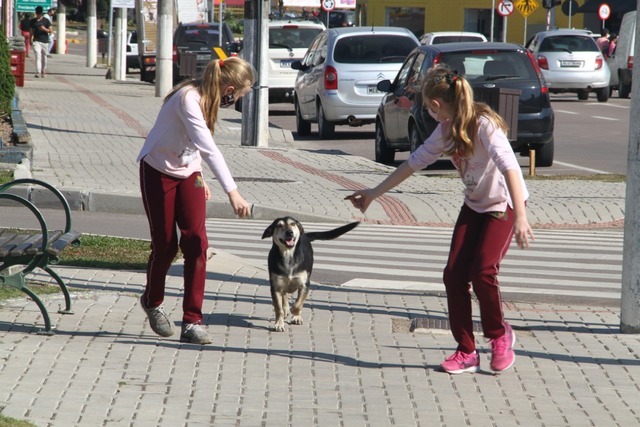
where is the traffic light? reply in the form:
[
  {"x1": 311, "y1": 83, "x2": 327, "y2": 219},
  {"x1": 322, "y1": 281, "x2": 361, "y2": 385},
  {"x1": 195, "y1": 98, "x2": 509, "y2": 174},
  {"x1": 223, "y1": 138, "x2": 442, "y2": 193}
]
[{"x1": 543, "y1": 0, "x2": 562, "y2": 8}]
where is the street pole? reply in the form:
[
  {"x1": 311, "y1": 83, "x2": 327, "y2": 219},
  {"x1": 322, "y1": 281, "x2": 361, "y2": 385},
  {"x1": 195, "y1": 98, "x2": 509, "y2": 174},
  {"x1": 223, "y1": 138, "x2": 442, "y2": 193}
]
[
  {"x1": 156, "y1": 0, "x2": 174, "y2": 97},
  {"x1": 490, "y1": 0, "x2": 495, "y2": 42},
  {"x1": 87, "y1": 0, "x2": 98, "y2": 67},
  {"x1": 56, "y1": 4, "x2": 66, "y2": 55},
  {"x1": 620, "y1": 2, "x2": 640, "y2": 334}
]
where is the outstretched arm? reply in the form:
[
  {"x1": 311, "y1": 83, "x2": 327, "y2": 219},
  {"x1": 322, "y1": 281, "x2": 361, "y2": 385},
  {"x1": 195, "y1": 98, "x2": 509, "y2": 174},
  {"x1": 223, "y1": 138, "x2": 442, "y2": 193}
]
[{"x1": 346, "y1": 161, "x2": 415, "y2": 213}]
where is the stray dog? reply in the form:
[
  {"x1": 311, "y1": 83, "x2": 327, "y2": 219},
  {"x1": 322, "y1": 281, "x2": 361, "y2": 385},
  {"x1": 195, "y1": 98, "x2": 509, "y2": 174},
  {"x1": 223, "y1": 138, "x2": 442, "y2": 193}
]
[{"x1": 262, "y1": 217, "x2": 359, "y2": 331}]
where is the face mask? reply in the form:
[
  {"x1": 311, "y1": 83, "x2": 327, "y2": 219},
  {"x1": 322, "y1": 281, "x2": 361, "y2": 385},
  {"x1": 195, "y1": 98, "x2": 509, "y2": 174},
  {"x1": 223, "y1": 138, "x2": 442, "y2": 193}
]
[
  {"x1": 428, "y1": 108, "x2": 440, "y2": 122},
  {"x1": 220, "y1": 93, "x2": 235, "y2": 108}
]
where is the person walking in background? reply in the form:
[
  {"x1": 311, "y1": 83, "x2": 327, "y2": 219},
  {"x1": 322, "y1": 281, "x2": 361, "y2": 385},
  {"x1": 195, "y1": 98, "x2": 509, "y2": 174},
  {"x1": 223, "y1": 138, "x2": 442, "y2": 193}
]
[
  {"x1": 347, "y1": 64, "x2": 534, "y2": 374},
  {"x1": 137, "y1": 57, "x2": 255, "y2": 344},
  {"x1": 43, "y1": 8, "x2": 56, "y2": 55},
  {"x1": 19, "y1": 13, "x2": 32, "y2": 57},
  {"x1": 596, "y1": 28, "x2": 610, "y2": 55},
  {"x1": 30, "y1": 6, "x2": 51, "y2": 78}
]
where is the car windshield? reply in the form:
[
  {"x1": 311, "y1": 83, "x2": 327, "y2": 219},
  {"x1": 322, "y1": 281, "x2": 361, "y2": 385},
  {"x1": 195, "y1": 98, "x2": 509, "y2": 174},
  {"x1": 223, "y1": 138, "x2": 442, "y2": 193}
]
[
  {"x1": 438, "y1": 51, "x2": 537, "y2": 81},
  {"x1": 539, "y1": 35, "x2": 599, "y2": 52},
  {"x1": 269, "y1": 28, "x2": 323, "y2": 49},
  {"x1": 178, "y1": 28, "x2": 223, "y2": 46},
  {"x1": 333, "y1": 35, "x2": 417, "y2": 64}
]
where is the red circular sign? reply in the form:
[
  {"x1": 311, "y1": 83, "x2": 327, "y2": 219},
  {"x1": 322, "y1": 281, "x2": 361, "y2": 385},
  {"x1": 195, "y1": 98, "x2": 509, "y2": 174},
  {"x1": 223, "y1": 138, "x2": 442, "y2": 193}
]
[{"x1": 598, "y1": 3, "x2": 611, "y2": 20}]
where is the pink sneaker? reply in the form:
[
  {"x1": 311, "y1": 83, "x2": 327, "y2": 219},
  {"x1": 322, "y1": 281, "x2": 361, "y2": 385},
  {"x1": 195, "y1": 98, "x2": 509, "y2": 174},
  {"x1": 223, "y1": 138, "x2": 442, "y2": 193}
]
[
  {"x1": 440, "y1": 350, "x2": 480, "y2": 374},
  {"x1": 490, "y1": 322, "x2": 516, "y2": 372}
]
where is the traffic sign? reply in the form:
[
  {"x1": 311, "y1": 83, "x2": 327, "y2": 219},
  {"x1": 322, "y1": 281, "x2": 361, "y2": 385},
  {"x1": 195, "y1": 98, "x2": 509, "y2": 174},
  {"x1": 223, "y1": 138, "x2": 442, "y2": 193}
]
[
  {"x1": 321, "y1": 0, "x2": 335, "y2": 12},
  {"x1": 497, "y1": 0, "x2": 515, "y2": 17},
  {"x1": 515, "y1": 0, "x2": 540, "y2": 18},
  {"x1": 598, "y1": 3, "x2": 611, "y2": 20}
]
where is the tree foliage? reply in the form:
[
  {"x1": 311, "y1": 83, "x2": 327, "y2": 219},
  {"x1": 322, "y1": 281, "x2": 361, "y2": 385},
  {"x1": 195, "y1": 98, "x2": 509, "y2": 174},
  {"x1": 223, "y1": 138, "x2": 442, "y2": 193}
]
[{"x1": 0, "y1": 27, "x2": 16, "y2": 116}]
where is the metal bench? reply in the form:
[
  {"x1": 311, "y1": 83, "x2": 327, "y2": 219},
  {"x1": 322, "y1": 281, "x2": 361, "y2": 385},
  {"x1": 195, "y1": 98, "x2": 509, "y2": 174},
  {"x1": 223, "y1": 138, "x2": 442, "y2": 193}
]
[{"x1": 0, "y1": 178, "x2": 81, "y2": 335}]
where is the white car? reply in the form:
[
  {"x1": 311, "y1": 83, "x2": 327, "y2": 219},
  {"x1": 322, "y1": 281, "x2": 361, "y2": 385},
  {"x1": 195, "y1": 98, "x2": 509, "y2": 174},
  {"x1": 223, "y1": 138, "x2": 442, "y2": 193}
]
[
  {"x1": 267, "y1": 19, "x2": 325, "y2": 103},
  {"x1": 527, "y1": 29, "x2": 611, "y2": 102},
  {"x1": 419, "y1": 31, "x2": 487, "y2": 45}
]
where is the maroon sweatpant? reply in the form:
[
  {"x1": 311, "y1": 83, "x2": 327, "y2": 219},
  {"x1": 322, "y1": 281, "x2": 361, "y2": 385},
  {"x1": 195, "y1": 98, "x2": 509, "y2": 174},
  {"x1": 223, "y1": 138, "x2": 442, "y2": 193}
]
[
  {"x1": 442, "y1": 203, "x2": 515, "y2": 354},
  {"x1": 139, "y1": 161, "x2": 208, "y2": 324}
]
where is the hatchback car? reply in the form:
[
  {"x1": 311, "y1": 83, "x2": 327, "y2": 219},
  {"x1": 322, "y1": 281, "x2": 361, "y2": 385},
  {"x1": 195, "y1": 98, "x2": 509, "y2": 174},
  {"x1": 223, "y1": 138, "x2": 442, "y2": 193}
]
[
  {"x1": 267, "y1": 19, "x2": 326, "y2": 103},
  {"x1": 419, "y1": 31, "x2": 487, "y2": 45},
  {"x1": 291, "y1": 26, "x2": 420, "y2": 139},
  {"x1": 375, "y1": 42, "x2": 555, "y2": 166},
  {"x1": 526, "y1": 29, "x2": 610, "y2": 102},
  {"x1": 172, "y1": 22, "x2": 235, "y2": 83}
]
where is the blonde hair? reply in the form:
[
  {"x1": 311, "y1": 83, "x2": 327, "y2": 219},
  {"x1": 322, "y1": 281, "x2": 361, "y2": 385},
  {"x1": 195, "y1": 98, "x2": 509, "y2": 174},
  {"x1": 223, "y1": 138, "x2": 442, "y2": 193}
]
[
  {"x1": 422, "y1": 64, "x2": 508, "y2": 157},
  {"x1": 164, "y1": 57, "x2": 256, "y2": 134}
]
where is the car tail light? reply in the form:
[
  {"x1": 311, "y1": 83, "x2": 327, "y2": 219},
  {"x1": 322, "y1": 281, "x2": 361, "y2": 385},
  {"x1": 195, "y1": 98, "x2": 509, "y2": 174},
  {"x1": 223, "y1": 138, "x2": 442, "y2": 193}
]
[
  {"x1": 172, "y1": 46, "x2": 177, "y2": 62},
  {"x1": 537, "y1": 55, "x2": 549, "y2": 70},
  {"x1": 433, "y1": 53, "x2": 442, "y2": 64},
  {"x1": 282, "y1": 25, "x2": 299, "y2": 29},
  {"x1": 595, "y1": 56, "x2": 603, "y2": 70},
  {"x1": 526, "y1": 50, "x2": 549, "y2": 95},
  {"x1": 324, "y1": 65, "x2": 338, "y2": 90},
  {"x1": 628, "y1": 55, "x2": 634, "y2": 69}
]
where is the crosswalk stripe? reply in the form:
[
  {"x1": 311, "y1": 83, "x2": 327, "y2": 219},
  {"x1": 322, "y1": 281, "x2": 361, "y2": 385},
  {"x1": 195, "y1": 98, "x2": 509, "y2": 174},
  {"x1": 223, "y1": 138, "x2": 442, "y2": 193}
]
[{"x1": 205, "y1": 219, "x2": 623, "y2": 300}]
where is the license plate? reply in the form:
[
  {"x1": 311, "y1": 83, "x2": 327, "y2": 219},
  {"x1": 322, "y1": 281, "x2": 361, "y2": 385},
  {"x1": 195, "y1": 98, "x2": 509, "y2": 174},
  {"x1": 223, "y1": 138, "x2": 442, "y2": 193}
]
[
  {"x1": 560, "y1": 60, "x2": 583, "y2": 67},
  {"x1": 197, "y1": 54, "x2": 211, "y2": 61},
  {"x1": 280, "y1": 59, "x2": 295, "y2": 68},
  {"x1": 368, "y1": 85, "x2": 382, "y2": 94}
]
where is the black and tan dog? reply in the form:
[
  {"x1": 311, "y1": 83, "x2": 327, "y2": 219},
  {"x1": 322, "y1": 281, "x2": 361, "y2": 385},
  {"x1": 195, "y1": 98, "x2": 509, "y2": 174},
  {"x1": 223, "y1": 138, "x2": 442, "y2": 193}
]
[{"x1": 262, "y1": 217, "x2": 359, "y2": 332}]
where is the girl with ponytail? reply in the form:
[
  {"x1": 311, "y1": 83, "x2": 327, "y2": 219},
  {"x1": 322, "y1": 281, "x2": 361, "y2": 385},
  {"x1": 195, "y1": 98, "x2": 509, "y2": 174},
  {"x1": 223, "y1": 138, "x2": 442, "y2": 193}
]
[{"x1": 347, "y1": 63, "x2": 534, "y2": 374}]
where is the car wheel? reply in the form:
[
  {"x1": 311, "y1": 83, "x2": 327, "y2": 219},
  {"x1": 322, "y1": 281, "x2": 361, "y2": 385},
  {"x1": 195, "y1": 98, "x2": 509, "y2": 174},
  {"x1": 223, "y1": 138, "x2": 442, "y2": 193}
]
[
  {"x1": 317, "y1": 103, "x2": 335, "y2": 139},
  {"x1": 533, "y1": 138, "x2": 554, "y2": 167},
  {"x1": 577, "y1": 90, "x2": 589, "y2": 100},
  {"x1": 596, "y1": 86, "x2": 609, "y2": 102},
  {"x1": 375, "y1": 122, "x2": 395, "y2": 165},
  {"x1": 618, "y1": 77, "x2": 631, "y2": 98},
  {"x1": 409, "y1": 124, "x2": 423, "y2": 153},
  {"x1": 295, "y1": 99, "x2": 311, "y2": 136}
]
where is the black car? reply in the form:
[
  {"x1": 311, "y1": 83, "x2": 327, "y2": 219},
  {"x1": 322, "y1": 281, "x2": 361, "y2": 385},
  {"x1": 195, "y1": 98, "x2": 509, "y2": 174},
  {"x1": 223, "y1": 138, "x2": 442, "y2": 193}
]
[
  {"x1": 375, "y1": 42, "x2": 555, "y2": 167},
  {"x1": 172, "y1": 22, "x2": 235, "y2": 83},
  {"x1": 318, "y1": 9, "x2": 356, "y2": 28}
]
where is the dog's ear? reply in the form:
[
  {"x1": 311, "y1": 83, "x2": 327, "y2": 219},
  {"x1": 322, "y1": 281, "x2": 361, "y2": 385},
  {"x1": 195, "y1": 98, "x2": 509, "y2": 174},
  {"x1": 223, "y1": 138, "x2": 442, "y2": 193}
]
[
  {"x1": 262, "y1": 219, "x2": 279, "y2": 239},
  {"x1": 296, "y1": 220, "x2": 305, "y2": 235}
]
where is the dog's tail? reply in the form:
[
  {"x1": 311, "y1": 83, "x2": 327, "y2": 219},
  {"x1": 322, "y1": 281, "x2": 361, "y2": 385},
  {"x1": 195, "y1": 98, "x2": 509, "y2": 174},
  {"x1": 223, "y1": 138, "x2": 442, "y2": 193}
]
[{"x1": 306, "y1": 222, "x2": 360, "y2": 242}]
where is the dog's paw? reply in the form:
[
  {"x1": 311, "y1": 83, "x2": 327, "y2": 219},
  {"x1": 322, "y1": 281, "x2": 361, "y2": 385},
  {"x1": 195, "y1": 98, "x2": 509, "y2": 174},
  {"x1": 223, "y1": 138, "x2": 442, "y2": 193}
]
[
  {"x1": 290, "y1": 315, "x2": 303, "y2": 326},
  {"x1": 272, "y1": 322, "x2": 286, "y2": 332}
]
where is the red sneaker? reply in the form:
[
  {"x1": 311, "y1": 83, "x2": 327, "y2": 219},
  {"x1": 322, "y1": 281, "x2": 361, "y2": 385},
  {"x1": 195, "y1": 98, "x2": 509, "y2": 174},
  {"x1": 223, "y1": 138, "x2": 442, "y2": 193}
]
[
  {"x1": 440, "y1": 350, "x2": 480, "y2": 374},
  {"x1": 490, "y1": 322, "x2": 516, "y2": 372}
]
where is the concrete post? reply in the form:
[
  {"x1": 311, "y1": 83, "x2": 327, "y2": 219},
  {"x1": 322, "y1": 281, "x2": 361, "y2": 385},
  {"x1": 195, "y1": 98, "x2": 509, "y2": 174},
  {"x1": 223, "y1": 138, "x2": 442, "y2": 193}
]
[
  {"x1": 56, "y1": 4, "x2": 66, "y2": 55},
  {"x1": 156, "y1": 0, "x2": 174, "y2": 97},
  {"x1": 86, "y1": 0, "x2": 97, "y2": 67},
  {"x1": 114, "y1": 8, "x2": 126, "y2": 80},
  {"x1": 620, "y1": 7, "x2": 640, "y2": 334}
]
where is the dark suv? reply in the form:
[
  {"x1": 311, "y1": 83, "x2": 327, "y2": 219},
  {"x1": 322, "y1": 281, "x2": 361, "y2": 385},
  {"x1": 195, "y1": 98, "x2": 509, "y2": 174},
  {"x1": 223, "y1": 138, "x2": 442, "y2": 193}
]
[
  {"x1": 375, "y1": 42, "x2": 555, "y2": 167},
  {"x1": 172, "y1": 22, "x2": 235, "y2": 83},
  {"x1": 318, "y1": 10, "x2": 356, "y2": 28}
]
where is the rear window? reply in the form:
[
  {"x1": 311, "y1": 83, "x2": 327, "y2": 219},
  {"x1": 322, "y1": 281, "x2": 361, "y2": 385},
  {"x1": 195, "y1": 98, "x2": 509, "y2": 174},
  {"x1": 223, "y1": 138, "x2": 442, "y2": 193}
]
[
  {"x1": 439, "y1": 51, "x2": 537, "y2": 82},
  {"x1": 333, "y1": 35, "x2": 417, "y2": 64},
  {"x1": 269, "y1": 27, "x2": 323, "y2": 49},
  {"x1": 176, "y1": 28, "x2": 228, "y2": 47},
  {"x1": 539, "y1": 35, "x2": 599, "y2": 52},
  {"x1": 432, "y1": 36, "x2": 485, "y2": 44}
]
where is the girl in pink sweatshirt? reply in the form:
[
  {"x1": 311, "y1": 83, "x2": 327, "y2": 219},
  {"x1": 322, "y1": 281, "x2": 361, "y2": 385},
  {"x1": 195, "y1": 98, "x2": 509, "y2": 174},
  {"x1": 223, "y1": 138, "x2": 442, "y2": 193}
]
[
  {"x1": 347, "y1": 64, "x2": 534, "y2": 374},
  {"x1": 137, "y1": 57, "x2": 254, "y2": 344}
]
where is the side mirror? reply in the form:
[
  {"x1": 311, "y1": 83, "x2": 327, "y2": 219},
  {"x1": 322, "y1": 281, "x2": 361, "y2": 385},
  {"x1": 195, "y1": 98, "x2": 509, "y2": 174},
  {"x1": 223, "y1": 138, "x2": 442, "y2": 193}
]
[
  {"x1": 377, "y1": 79, "x2": 392, "y2": 93},
  {"x1": 226, "y1": 42, "x2": 241, "y2": 53}
]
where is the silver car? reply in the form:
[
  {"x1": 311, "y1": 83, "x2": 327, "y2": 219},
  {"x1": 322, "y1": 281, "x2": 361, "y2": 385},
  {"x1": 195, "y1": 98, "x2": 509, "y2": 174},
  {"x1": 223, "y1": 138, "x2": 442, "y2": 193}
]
[
  {"x1": 291, "y1": 26, "x2": 420, "y2": 139},
  {"x1": 526, "y1": 29, "x2": 611, "y2": 102}
]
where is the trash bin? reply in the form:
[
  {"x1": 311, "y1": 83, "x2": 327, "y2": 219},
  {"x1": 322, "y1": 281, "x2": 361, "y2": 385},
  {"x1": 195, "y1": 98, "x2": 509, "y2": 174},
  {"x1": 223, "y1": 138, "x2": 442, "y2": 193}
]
[
  {"x1": 179, "y1": 52, "x2": 199, "y2": 77},
  {"x1": 474, "y1": 87, "x2": 520, "y2": 141},
  {"x1": 98, "y1": 38, "x2": 108, "y2": 56},
  {"x1": 10, "y1": 50, "x2": 26, "y2": 87}
]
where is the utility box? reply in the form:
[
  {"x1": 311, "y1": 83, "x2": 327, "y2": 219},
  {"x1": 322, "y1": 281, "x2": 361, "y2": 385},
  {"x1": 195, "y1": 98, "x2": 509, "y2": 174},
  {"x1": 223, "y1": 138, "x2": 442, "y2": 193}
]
[
  {"x1": 10, "y1": 50, "x2": 25, "y2": 87},
  {"x1": 474, "y1": 87, "x2": 520, "y2": 141}
]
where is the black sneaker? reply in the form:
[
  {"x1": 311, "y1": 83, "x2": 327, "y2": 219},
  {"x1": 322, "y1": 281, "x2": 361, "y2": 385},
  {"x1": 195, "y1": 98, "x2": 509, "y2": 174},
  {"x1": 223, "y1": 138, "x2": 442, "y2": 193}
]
[{"x1": 140, "y1": 296, "x2": 174, "y2": 337}]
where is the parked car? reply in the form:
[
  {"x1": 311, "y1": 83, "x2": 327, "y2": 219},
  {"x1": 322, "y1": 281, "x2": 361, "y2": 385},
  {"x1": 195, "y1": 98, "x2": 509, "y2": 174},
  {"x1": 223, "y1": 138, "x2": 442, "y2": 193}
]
[
  {"x1": 608, "y1": 10, "x2": 635, "y2": 98},
  {"x1": 526, "y1": 29, "x2": 610, "y2": 102},
  {"x1": 172, "y1": 22, "x2": 235, "y2": 83},
  {"x1": 374, "y1": 42, "x2": 555, "y2": 167},
  {"x1": 419, "y1": 31, "x2": 487, "y2": 45},
  {"x1": 291, "y1": 26, "x2": 420, "y2": 139},
  {"x1": 266, "y1": 19, "x2": 326, "y2": 103},
  {"x1": 318, "y1": 9, "x2": 356, "y2": 28},
  {"x1": 126, "y1": 31, "x2": 139, "y2": 73}
]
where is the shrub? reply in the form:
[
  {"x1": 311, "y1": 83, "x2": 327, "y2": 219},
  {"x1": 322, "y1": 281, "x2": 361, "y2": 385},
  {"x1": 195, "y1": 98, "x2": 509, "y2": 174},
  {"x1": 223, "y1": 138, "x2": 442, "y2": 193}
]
[{"x1": 0, "y1": 28, "x2": 16, "y2": 116}]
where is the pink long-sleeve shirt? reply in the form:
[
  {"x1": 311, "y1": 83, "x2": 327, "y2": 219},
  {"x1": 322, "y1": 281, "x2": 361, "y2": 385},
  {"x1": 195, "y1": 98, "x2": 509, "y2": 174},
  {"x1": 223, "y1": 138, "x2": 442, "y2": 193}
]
[
  {"x1": 137, "y1": 86, "x2": 237, "y2": 194},
  {"x1": 407, "y1": 116, "x2": 529, "y2": 213}
]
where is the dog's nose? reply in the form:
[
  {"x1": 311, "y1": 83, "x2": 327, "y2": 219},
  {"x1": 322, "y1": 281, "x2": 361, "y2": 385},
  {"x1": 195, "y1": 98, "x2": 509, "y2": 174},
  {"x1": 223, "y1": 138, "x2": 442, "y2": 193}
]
[{"x1": 285, "y1": 230, "x2": 294, "y2": 238}]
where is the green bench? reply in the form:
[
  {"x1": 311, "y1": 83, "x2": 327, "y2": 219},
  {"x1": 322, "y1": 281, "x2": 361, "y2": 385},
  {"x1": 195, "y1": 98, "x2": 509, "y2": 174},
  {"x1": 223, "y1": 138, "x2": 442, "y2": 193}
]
[{"x1": 0, "y1": 178, "x2": 81, "y2": 335}]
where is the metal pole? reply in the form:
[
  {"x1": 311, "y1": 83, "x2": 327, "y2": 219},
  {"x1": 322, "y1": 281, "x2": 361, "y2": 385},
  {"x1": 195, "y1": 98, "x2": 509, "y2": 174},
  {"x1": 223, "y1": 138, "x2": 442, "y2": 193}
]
[
  {"x1": 87, "y1": 0, "x2": 97, "y2": 67},
  {"x1": 490, "y1": 0, "x2": 495, "y2": 42},
  {"x1": 241, "y1": 0, "x2": 258, "y2": 146},
  {"x1": 156, "y1": 0, "x2": 175, "y2": 97},
  {"x1": 108, "y1": 0, "x2": 114, "y2": 67},
  {"x1": 620, "y1": 5, "x2": 640, "y2": 334}
]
